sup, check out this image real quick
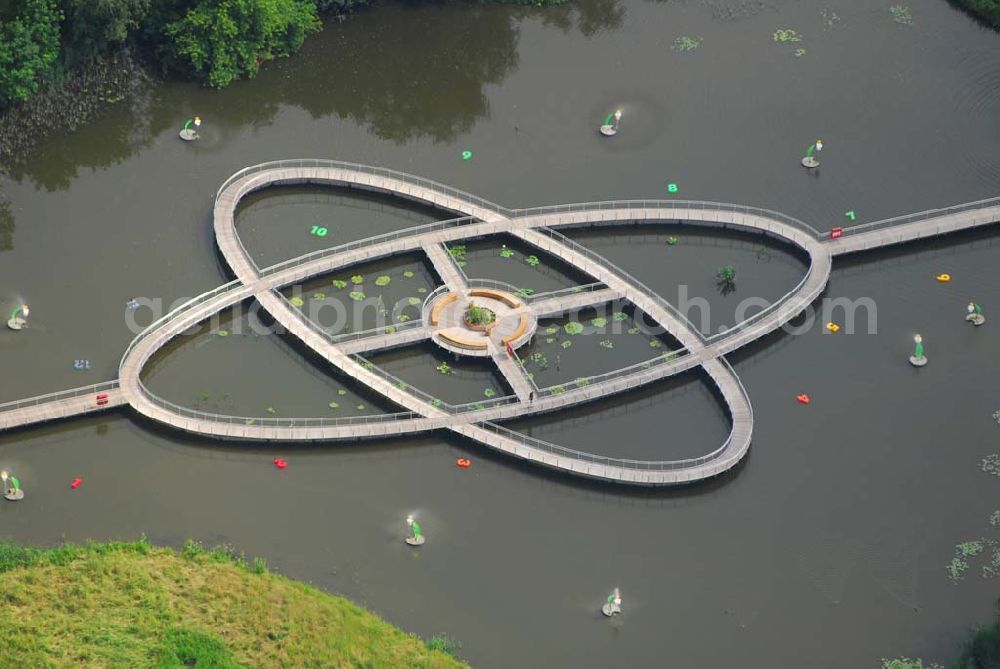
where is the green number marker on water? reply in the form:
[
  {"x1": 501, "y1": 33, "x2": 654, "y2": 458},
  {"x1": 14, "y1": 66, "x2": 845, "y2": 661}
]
[
  {"x1": 667, "y1": 183, "x2": 679, "y2": 193},
  {"x1": 461, "y1": 150, "x2": 473, "y2": 160},
  {"x1": 845, "y1": 210, "x2": 856, "y2": 221},
  {"x1": 310, "y1": 225, "x2": 328, "y2": 237}
]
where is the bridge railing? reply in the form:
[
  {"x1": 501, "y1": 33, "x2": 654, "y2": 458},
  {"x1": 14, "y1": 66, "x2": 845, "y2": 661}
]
[
  {"x1": 836, "y1": 195, "x2": 1000, "y2": 239},
  {"x1": 134, "y1": 379, "x2": 421, "y2": 427},
  {"x1": 0, "y1": 381, "x2": 120, "y2": 413},
  {"x1": 527, "y1": 282, "x2": 609, "y2": 305},
  {"x1": 478, "y1": 357, "x2": 751, "y2": 473},
  {"x1": 330, "y1": 319, "x2": 425, "y2": 345},
  {"x1": 216, "y1": 158, "x2": 509, "y2": 218}
]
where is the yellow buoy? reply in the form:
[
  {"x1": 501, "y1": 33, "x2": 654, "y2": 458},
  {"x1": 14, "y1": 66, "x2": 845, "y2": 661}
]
[
  {"x1": 825, "y1": 322, "x2": 840, "y2": 333},
  {"x1": 936, "y1": 274, "x2": 951, "y2": 282}
]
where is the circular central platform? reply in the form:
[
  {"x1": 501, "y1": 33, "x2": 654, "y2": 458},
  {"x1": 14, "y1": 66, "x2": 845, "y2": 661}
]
[{"x1": 425, "y1": 288, "x2": 537, "y2": 357}]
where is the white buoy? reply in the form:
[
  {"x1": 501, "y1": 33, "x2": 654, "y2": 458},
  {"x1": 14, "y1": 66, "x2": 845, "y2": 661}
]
[
  {"x1": 179, "y1": 116, "x2": 202, "y2": 141},
  {"x1": 909, "y1": 333, "x2": 927, "y2": 367},
  {"x1": 6, "y1": 304, "x2": 28, "y2": 331},
  {"x1": 600, "y1": 109, "x2": 622, "y2": 137},
  {"x1": 801, "y1": 139, "x2": 823, "y2": 168},
  {"x1": 405, "y1": 514, "x2": 425, "y2": 546}
]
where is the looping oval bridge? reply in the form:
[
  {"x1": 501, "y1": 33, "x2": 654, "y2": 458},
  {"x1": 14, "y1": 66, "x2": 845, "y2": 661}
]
[{"x1": 3, "y1": 160, "x2": 998, "y2": 486}]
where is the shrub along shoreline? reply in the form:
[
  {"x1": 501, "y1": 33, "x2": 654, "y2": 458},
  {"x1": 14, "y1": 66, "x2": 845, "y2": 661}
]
[{"x1": 0, "y1": 538, "x2": 468, "y2": 668}]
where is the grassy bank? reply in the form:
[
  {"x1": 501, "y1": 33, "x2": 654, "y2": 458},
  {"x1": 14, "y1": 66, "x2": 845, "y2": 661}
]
[
  {"x1": 0, "y1": 538, "x2": 468, "y2": 668},
  {"x1": 951, "y1": 0, "x2": 1000, "y2": 28}
]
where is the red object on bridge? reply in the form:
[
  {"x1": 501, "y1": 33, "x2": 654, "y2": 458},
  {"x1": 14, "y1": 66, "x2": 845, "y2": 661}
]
[
  {"x1": 505, "y1": 342, "x2": 514, "y2": 357},
  {"x1": 95, "y1": 393, "x2": 109, "y2": 407},
  {"x1": 273, "y1": 458, "x2": 287, "y2": 470},
  {"x1": 830, "y1": 227, "x2": 843, "y2": 239},
  {"x1": 70, "y1": 477, "x2": 82, "y2": 489}
]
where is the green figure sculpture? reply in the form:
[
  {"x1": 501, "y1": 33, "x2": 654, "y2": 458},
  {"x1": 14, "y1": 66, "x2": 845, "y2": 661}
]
[
  {"x1": 909, "y1": 334, "x2": 927, "y2": 367},
  {"x1": 1, "y1": 470, "x2": 23, "y2": 501},
  {"x1": 801, "y1": 139, "x2": 823, "y2": 168},
  {"x1": 405, "y1": 514, "x2": 425, "y2": 546},
  {"x1": 967, "y1": 301, "x2": 985, "y2": 326}
]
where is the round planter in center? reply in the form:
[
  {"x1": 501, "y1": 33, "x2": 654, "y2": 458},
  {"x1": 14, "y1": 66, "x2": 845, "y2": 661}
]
[{"x1": 464, "y1": 304, "x2": 496, "y2": 332}]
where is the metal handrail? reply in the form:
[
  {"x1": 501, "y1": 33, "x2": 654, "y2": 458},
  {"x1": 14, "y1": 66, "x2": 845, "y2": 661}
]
[
  {"x1": 135, "y1": 379, "x2": 420, "y2": 426},
  {"x1": 527, "y1": 282, "x2": 608, "y2": 304},
  {"x1": 836, "y1": 196, "x2": 1000, "y2": 238},
  {"x1": 0, "y1": 381, "x2": 120, "y2": 412}
]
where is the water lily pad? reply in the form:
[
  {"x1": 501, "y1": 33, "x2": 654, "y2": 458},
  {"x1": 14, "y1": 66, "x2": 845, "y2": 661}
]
[
  {"x1": 649, "y1": 339, "x2": 663, "y2": 348},
  {"x1": 627, "y1": 327, "x2": 641, "y2": 335},
  {"x1": 312, "y1": 292, "x2": 325, "y2": 300},
  {"x1": 356, "y1": 404, "x2": 365, "y2": 411},
  {"x1": 375, "y1": 275, "x2": 391, "y2": 286},
  {"x1": 599, "y1": 339, "x2": 614, "y2": 349},
  {"x1": 436, "y1": 362, "x2": 452, "y2": 375},
  {"x1": 266, "y1": 407, "x2": 276, "y2": 414},
  {"x1": 671, "y1": 35, "x2": 702, "y2": 52},
  {"x1": 407, "y1": 297, "x2": 421, "y2": 306},
  {"x1": 337, "y1": 389, "x2": 347, "y2": 396},
  {"x1": 217, "y1": 329, "x2": 229, "y2": 337},
  {"x1": 499, "y1": 245, "x2": 515, "y2": 258},
  {"x1": 561, "y1": 340, "x2": 572, "y2": 349},
  {"x1": 545, "y1": 326, "x2": 559, "y2": 335},
  {"x1": 564, "y1": 322, "x2": 584, "y2": 335},
  {"x1": 290, "y1": 297, "x2": 305, "y2": 307},
  {"x1": 397, "y1": 314, "x2": 411, "y2": 322},
  {"x1": 332, "y1": 279, "x2": 348, "y2": 289},
  {"x1": 328, "y1": 402, "x2": 340, "y2": 409},
  {"x1": 350, "y1": 275, "x2": 363, "y2": 285},
  {"x1": 349, "y1": 291, "x2": 365, "y2": 301},
  {"x1": 525, "y1": 255, "x2": 540, "y2": 267},
  {"x1": 417, "y1": 287, "x2": 427, "y2": 294},
  {"x1": 613, "y1": 312, "x2": 628, "y2": 322},
  {"x1": 484, "y1": 388, "x2": 496, "y2": 398},
  {"x1": 403, "y1": 270, "x2": 415, "y2": 278},
  {"x1": 545, "y1": 338, "x2": 555, "y2": 344},
  {"x1": 773, "y1": 28, "x2": 802, "y2": 42},
  {"x1": 591, "y1": 317, "x2": 608, "y2": 327}
]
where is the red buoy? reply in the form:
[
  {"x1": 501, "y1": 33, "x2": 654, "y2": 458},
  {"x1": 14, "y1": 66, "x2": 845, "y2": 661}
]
[
  {"x1": 273, "y1": 458, "x2": 287, "y2": 470},
  {"x1": 456, "y1": 458, "x2": 471, "y2": 468},
  {"x1": 796, "y1": 394, "x2": 810, "y2": 405},
  {"x1": 70, "y1": 477, "x2": 82, "y2": 489}
]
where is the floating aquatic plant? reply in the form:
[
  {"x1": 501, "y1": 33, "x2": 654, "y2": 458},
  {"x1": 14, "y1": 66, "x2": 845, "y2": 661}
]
[
  {"x1": 217, "y1": 329, "x2": 229, "y2": 337},
  {"x1": 484, "y1": 388, "x2": 496, "y2": 398},
  {"x1": 447, "y1": 245, "x2": 466, "y2": 265},
  {"x1": 561, "y1": 340, "x2": 572, "y2": 349},
  {"x1": 290, "y1": 296, "x2": 305, "y2": 307},
  {"x1": 599, "y1": 339, "x2": 614, "y2": 349},
  {"x1": 649, "y1": 339, "x2": 663, "y2": 348},
  {"x1": 591, "y1": 317, "x2": 608, "y2": 327},
  {"x1": 397, "y1": 314, "x2": 411, "y2": 322},
  {"x1": 564, "y1": 322, "x2": 584, "y2": 335},
  {"x1": 671, "y1": 35, "x2": 702, "y2": 52},
  {"x1": 613, "y1": 312, "x2": 628, "y2": 322},
  {"x1": 890, "y1": 4, "x2": 913, "y2": 24},
  {"x1": 312, "y1": 292, "x2": 325, "y2": 300},
  {"x1": 337, "y1": 389, "x2": 347, "y2": 396},
  {"x1": 349, "y1": 291, "x2": 366, "y2": 301},
  {"x1": 627, "y1": 327, "x2": 641, "y2": 335},
  {"x1": 500, "y1": 245, "x2": 515, "y2": 258},
  {"x1": 266, "y1": 407, "x2": 276, "y2": 414},
  {"x1": 983, "y1": 454, "x2": 1000, "y2": 477},
  {"x1": 545, "y1": 326, "x2": 559, "y2": 335},
  {"x1": 328, "y1": 402, "x2": 339, "y2": 409},
  {"x1": 356, "y1": 404, "x2": 365, "y2": 411},
  {"x1": 947, "y1": 540, "x2": 986, "y2": 582},
  {"x1": 717, "y1": 265, "x2": 737, "y2": 296},
  {"x1": 773, "y1": 28, "x2": 802, "y2": 42},
  {"x1": 993, "y1": 409, "x2": 1000, "y2": 424},
  {"x1": 992, "y1": 510, "x2": 1000, "y2": 527},
  {"x1": 332, "y1": 279, "x2": 348, "y2": 289},
  {"x1": 375, "y1": 275, "x2": 391, "y2": 287},
  {"x1": 350, "y1": 275, "x2": 363, "y2": 285},
  {"x1": 545, "y1": 337, "x2": 555, "y2": 344},
  {"x1": 665, "y1": 236, "x2": 678, "y2": 246},
  {"x1": 525, "y1": 255, "x2": 540, "y2": 267},
  {"x1": 403, "y1": 270, "x2": 415, "y2": 278},
  {"x1": 794, "y1": 48, "x2": 806, "y2": 57},
  {"x1": 417, "y1": 287, "x2": 427, "y2": 294},
  {"x1": 821, "y1": 8, "x2": 840, "y2": 27},
  {"x1": 408, "y1": 297, "x2": 421, "y2": 306},
  {"x1": 436, "y1": 362, "x2": 453, "y2": 375}
]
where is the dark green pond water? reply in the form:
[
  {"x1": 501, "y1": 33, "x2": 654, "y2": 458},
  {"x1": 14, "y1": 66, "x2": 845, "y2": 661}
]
[{"x1": 2, "y1": 0, "x2": 1000, "y2": 666}]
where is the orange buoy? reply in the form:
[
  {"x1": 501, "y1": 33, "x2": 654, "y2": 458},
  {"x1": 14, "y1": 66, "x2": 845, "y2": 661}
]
[
  {"x1": 796, "y1": 394, "x2": 810, "y2": 405},
  {"x1": 825, "y1": 322, "x2": 840, "y2": 333},
  {"x1": 456, "y1": 458, "x2": 471, "y2": 468},
  {"x1": 936, "y1": 273, "x2": 951, "y2": 282}
]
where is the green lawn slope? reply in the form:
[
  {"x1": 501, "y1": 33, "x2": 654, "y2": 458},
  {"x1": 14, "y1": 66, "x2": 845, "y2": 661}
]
[{"x1": 0, "y1": 539, "x2": 468, "y2": 669}]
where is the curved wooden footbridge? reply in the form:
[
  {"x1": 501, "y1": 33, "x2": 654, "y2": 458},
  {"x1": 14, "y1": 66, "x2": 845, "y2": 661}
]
[{"x1": 2, "y1": 159, "x2": 999, "y2": 485}]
